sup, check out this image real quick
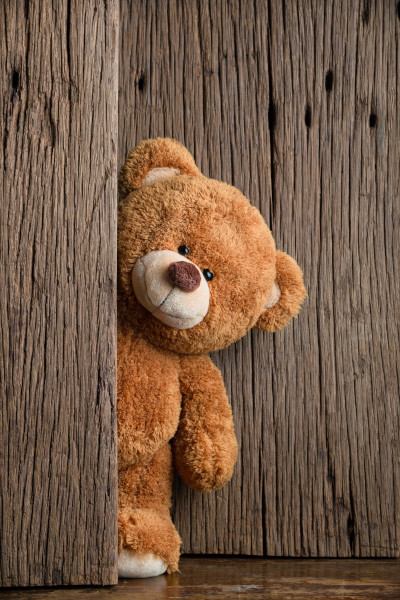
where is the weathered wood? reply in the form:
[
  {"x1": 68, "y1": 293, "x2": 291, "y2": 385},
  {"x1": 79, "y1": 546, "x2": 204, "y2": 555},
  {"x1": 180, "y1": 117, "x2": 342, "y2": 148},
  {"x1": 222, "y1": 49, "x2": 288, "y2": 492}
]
[
  {"x1": 119, "y1": 0, "x2": 400, "y2": 557},
  {"x1": 0, "y1": 0, "x2": 119, "y2": 586},
  {"x1": 1, "y1": 558, "x2": 400, "y2": 599},
  {"x1": 266, "y1": 0, "x2": 400, "y2": 557}
]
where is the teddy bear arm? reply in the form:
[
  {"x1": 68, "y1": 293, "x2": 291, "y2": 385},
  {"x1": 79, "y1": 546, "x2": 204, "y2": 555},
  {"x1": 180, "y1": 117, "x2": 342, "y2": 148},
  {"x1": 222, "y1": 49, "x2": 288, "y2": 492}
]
[{"x1": 172, "y1": 355, "x2": 238, "y2": 493}]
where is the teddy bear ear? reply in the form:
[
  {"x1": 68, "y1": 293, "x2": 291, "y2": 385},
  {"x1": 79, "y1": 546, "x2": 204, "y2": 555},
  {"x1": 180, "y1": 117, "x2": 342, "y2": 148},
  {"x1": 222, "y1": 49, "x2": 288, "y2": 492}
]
[
  {"x1": 118, "y1": 137, "x2": 201, "y2": 198},
  {"x1": 255, "y1": 250, "x2": 306, "y2": 332}
]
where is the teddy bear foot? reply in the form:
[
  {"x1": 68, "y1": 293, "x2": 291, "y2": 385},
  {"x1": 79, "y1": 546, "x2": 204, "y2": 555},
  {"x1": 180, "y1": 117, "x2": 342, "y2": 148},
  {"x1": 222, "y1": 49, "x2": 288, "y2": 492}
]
[{"x1": 118, "y1": 549, "x2": 167, "y2": 578}]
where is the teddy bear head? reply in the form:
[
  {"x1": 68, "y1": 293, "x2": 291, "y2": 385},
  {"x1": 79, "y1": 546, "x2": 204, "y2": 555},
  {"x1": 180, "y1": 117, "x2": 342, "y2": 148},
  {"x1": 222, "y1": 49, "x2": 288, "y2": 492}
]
[{"x1": 118, "y1": 138, "x2": 306, "y2": 355}]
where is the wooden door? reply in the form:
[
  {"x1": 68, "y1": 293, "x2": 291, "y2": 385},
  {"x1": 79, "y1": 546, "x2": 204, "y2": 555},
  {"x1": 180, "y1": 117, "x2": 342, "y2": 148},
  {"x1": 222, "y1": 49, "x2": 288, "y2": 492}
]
[
  {"x1": 0, "y1": 1, "x2": 119, "y2": 586},
  {"x1": 119, "y1": 0, "x2": 400, "y2": 557}
]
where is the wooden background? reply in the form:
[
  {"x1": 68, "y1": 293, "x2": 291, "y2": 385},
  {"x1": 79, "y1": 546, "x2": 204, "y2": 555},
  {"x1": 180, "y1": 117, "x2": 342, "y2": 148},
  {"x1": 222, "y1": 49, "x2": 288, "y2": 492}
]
[
  {"x1": 1, "y1": 0, "x2": 399, "y2": 589},
  {"x1": 1, "y1": 1, "x2": 119, "y2": 586},
  {"x1": 119, "y1": 0, "x2": 400, "y2": 558}
]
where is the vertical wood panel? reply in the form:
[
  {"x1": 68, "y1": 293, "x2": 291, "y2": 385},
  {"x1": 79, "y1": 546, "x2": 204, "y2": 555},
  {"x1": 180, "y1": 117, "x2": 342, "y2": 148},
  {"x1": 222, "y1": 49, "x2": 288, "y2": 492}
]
[
  {"x1": 0, "y1": 0, "x2": 119, "y2": 586},
  {"x1": 267, "y1": 0, "x2": 400, "y2": 557},
  {"x1": 119, "y1": 0, "x2": 400, "y2": 557}
]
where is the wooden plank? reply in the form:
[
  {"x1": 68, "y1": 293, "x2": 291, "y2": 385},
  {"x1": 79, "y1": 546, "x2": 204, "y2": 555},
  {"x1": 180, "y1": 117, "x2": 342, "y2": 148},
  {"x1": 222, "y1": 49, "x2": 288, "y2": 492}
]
[
  {"x1": 0, "y1": 0, "x2": 119, "y2": 586},
  {"x1": 1, "y1": 558, "x2": 400, "y2": 599},
  {"x1": 118, "y1": 0, "x2": 400, "y2": 557},
  {"x1": 267, "y1": 0, "x2": 400, "y2": 557}
]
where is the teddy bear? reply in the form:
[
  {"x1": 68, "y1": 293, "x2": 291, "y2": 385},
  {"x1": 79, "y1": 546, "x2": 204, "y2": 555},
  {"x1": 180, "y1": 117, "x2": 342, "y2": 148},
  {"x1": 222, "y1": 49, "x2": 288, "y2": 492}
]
[{"x1": 117, "y1": 138, "x2": 306, "y2": 578}]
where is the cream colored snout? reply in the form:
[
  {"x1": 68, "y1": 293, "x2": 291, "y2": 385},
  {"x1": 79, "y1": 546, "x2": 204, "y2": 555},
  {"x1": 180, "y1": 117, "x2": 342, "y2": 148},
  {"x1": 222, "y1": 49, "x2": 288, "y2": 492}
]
[{"x1": 132, "y1": 250, "x2": 210, "y2": 329}]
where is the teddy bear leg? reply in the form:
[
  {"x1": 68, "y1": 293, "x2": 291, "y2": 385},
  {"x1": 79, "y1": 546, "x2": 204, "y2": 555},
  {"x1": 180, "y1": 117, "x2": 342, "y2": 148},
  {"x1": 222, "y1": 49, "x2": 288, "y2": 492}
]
[
  {"x1": 118, "y1": 549, "x2": 167, "y2": 578},
  {"x1": 118, "y1": 444, "x2": 181, "y2": 577}
]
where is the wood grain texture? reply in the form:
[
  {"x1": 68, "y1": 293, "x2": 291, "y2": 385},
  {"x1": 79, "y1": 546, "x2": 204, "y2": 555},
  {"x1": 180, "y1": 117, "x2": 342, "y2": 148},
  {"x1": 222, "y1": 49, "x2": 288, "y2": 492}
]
[
  {"x1": 1, "y1": 558, "x2": 400, "y2": 599},
  {"x1": 119, "y1": 0, "x2": 400, "y2": 558},
  {"x1": 0, "y1": 0, "x2": 119, "y2": 586}
]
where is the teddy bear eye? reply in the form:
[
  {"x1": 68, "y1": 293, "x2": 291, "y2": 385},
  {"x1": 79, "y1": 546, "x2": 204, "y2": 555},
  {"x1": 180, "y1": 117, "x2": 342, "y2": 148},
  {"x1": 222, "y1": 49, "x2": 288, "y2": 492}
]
[
  {"x1": 178, "y1": 245, "x2": 189, "y2": 256},
  {"x1": 203, "y1": 268, "x2": 214, "y2": 282}
]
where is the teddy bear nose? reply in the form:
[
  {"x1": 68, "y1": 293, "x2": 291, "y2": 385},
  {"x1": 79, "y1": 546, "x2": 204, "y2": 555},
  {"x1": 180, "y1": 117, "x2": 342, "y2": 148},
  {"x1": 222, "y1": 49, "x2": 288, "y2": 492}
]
[{"x1": 168, "y1": 261, "x2": 201, "y2": 292}]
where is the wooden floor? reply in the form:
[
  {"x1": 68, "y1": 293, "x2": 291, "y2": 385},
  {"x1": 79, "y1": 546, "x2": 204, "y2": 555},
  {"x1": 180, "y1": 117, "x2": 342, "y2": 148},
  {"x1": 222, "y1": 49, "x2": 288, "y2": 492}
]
[{"x1": 1, "y1": 557, "x2": 400, "y2": 599}]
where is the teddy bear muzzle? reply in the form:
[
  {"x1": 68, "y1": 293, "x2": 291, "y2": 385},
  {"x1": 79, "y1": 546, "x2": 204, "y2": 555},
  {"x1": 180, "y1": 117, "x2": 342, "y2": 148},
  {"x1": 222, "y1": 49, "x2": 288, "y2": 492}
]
[{"x1": 132, "y1": 250, "x2": 210, "y2": 330}]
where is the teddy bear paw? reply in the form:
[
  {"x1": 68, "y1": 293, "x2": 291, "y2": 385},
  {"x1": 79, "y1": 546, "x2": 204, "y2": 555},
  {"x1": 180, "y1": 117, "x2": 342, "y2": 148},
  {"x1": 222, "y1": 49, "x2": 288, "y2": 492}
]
[{"x1": 118, "y1": 549, "x2": 167, "y2": 578}]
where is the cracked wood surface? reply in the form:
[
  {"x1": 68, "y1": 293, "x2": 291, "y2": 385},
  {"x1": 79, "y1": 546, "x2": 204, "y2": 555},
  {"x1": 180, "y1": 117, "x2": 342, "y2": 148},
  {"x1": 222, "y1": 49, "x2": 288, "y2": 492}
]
[
  {"x1": 0, "y1": 0, "x2": 119, "y2": 586},
  {"x1": 119, "y1": 0, "x2": 400, "y2": 557}
]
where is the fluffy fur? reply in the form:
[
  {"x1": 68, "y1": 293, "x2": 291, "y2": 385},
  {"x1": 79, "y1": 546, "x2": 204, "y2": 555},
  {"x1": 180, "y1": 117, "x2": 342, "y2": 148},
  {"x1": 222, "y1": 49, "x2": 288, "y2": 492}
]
[{"x1": 117, "y1": 138, "x2": 306, "y2": 575}]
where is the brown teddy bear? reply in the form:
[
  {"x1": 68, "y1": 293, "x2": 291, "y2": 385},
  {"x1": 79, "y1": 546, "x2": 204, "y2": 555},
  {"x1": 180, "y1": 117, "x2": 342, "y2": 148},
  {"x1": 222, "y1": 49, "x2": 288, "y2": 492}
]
[{"x1": 117, "y1": 138, "x2": 306, "y2": 577}]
